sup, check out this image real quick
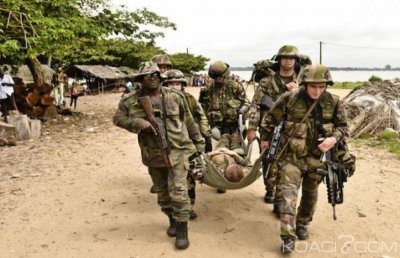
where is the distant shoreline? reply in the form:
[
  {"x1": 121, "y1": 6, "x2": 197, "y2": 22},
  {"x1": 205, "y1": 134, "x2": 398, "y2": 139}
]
[{"x1": 230, "y1": 67, "x2": 400, "y2": 71}]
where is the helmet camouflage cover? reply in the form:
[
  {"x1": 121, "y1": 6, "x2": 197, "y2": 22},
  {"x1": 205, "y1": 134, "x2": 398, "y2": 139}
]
[
  {"x1": 276, "y1": 45, "x2": 299, "y2": 58},
  {"x1": 300, "y1": 64, "x2": 334, "y2": 86},
  {"x1": 133, "y1": 61, "x2": 160, "y2": 82},
  {"x1": 163, "y1": 69, "x2": 187, "y2": 86},
  {"x1": 151, "y1": 54, "x2": 172, "y2": 67},
  {"x1": 208, "y1": 61, "x2": 230, "y2": 79}
]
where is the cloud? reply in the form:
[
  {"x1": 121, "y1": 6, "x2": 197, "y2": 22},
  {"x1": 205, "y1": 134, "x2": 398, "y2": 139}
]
[{"x1": 112, "y1": 0, "x2": 400, "y2": 67}]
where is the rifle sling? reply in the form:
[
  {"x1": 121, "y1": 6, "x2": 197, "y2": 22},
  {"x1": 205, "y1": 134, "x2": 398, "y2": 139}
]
[{"x1": 160, "y1": 90, "x2": 171, "y2": 155}]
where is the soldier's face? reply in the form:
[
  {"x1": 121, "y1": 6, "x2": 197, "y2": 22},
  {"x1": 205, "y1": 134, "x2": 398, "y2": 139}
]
[
  {"x1": 167, "y1": 81, "x2": 183, "y2": 91},
  {"x1": 214, "y1": 76, "x2": 225, "y2": 85},
  {"x1": 158, "y1": 65, "x2": 169, "y2": 74},
  {"x1": 306, "y1": 83, "x2": 327, "y2": 100},
  {"x1": 142, "y1": 72, "x2": 161, "y2": 90},
  {"x1": 280, "y1": 56, "x2": 296, "y2": 70}
]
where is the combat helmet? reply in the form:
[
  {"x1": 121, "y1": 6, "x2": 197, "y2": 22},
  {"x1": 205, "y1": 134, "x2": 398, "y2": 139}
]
[
  {"x1": 300, "y1": 64, "x2": 334, "y2": 86},
  {"x1": 275, "y1": 45, "x2": 299, "y2": 62},
  {"x1": 208, "y1": 61, "x2": 230, "y2": 79},
  {"x1": 151, "y1": 54, "x2": 172, "y2": 68},
  {"x1": 133, "y1": 61, "x2": 160, "y2": 82},
  {"x1": 163, "y1": 69, "x2": 187, "y2": 86}
]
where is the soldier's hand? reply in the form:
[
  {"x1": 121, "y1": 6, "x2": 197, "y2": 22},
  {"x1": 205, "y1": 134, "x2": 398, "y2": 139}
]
[
  {"x1": 137, "y1": 120, "x2": 156, "y2": 134},
  {"x1": 286, "y1": 81, "x2": 299, "y2": 92},
  {"x1": 318, "y1": 137, "x2": 337, "y2": 153},
  {"x1": 247, "y1": 129, "x2": 257, "y2": 144},
  {"x1": 260, "y1": 140, "x2": 269, "y2": 150}
]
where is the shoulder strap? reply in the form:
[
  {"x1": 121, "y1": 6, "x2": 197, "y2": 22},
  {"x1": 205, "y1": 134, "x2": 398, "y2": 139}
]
[{"x1": 275, "y1": 97, "x2": 320, "y2": 160}]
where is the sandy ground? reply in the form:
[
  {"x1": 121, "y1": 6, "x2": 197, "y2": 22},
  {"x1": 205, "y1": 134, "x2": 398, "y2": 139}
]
[{"x1": 1, "y1": 87, "x2": 400, "y2": 258}]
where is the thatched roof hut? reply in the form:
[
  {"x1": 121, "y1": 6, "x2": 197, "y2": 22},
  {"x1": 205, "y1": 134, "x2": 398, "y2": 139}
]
[
  {"x1": 15, "y1": 65, "x2": 55, "y2": 84},
  {"x1": 66, "y1": 65, "x2": 129, "y2": 93}
]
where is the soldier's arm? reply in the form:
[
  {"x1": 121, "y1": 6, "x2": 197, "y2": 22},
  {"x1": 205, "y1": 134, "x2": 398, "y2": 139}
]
[
  {"x1": 113, "y1": 98, "x2": 147, "y2": 134},
  {"x1": 195, "y1": 101, "x2": 212, "y2": 138},
  {"x1": 236, "y1": 81, "x2": 250, "y2": 112},
  {"x1": 248, "y1": 78, "x2": 269, "y2": 130},
  {"x1": 259, "y1": 94, "x2": 287, "y2": 141},
  {"x1": 181, "y1": 96, "x2": 205, "y2": 152},
  {"x1": 332, "y1": 100, "x2": 349, "y2": 142}
]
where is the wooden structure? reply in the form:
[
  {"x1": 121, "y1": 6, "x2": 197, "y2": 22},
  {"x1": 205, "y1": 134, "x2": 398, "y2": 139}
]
[{"x1": 66, "y1": 65, "x2": 129, "y2": 94}]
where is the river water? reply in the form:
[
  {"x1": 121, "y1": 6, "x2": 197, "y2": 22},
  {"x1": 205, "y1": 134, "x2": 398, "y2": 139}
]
[{"x1": 226, "y1": 70, "x2": 400, "y2": 82}]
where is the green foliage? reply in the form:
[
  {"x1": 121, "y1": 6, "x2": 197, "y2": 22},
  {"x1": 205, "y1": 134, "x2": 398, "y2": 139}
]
[
  {"x1": 364, "y1": 130, "x2": 400, "y2": 159},
  {"x1": 331, "y1": 81, "x2": 364, "y2": 89},
  {"x1": 0, "y1": 0, "x2": 176, "y2": 67},
  {"x1": 170, "y1": 53, "x2": 209, "y2": 73},
  {"x1": 378, "y1": 130, "x2": 399, "y2": 141},
  {"x1": 388, "y1": 142, "x2": 400, "y2": 158},
  {"x1": 368, "y1": 75, "x2": 383, "y2": 82}
]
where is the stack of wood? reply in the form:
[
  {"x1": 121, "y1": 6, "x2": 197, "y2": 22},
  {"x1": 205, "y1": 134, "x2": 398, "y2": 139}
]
[
  {"x1": 13, "y1": 80, "x2": 58, "y2": 118},
  {"x1": 342, "y1": 80, "x2": 400, "y2": 138}
]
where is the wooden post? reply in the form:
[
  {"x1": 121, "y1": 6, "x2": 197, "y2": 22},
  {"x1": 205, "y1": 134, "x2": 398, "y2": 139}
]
[{"x1": 319, "y1": 41, "x2": 323, "y2": 64}]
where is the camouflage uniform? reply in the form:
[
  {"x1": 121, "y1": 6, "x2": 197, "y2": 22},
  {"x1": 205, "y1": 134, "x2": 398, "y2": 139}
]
[
  {"x1": 113, "y1": 86, "x2": 205, "y2": 222},
  {"x1": 248, "y1": 68, "x2": 298, "y2": 193},
  {"x1": 199, "y1": 78, "x2": 250, "y2": 150},
  {"x1": 183, "y1": 92, "x2": 210, "y2": 202},
  {"x1": 249, "y1": 45, "x2": 304, "y2": 205},
  {"x1": 259, "y1": 84, "x2": 348, "y2": 241}
]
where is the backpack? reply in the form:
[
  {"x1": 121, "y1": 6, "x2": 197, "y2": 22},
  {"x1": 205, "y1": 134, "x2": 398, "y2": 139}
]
[{"x1": 250, "y1": 54, "x2": 313, "y2": 83}]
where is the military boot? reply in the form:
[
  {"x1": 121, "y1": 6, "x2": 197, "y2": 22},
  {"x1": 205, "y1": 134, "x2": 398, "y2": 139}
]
[
  {"x1": 264, "y1": 190, "x2": 275, "y2": 203},
  {"x1": 272, "y1": 203, "x2": 281, "y2": 218},
  {"x1": 217, "y1": 188, "x2": 226, "y2": 194},
  {"x1": 175, "y1": 222, "x2": 190, "y2": 249},
  {"x1": 167, "y1": 214, "x2": 177, "y2": 237},
  {"x1": 188, "y1": 189, "x2": 198, "y2": 220},
  {"x1": 281, "y1": 238, "x2": 295, "y2": 254},
  {"x1": 296, "y1": 225, "x2": 309, "y2": 240}
]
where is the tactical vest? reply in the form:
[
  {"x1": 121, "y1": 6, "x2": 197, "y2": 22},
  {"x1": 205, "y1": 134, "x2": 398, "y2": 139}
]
[{"x1": 283, "y1": 90, "x2": 339, "y2": 157}]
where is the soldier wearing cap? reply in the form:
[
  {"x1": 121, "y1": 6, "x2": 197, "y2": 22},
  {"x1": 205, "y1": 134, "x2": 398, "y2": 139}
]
[
  {"x1": 259, "y1": 64, "x2": 349, "y2": 253},
  {"x1": 163, "y1": 69, "x2": 212, "y2": 219},
  {"x1": 247, "y1": 45, "x2": 304, "y2": 209},
  {"x1": 152, "y1": 54, "x2": 173, "y2": 75},
  {"x1": 113, "y1": 62, "x2": 205, "y2": 250},
  {"x1": 198, "y1": 60, "x2": 250, "y2": 193}
]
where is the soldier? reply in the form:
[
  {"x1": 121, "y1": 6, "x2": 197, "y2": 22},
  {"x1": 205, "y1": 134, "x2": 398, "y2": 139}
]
[
  {"x1": 152, "y1": 54, "x2": 173, "y2": 75},
  {"x1": 113, "y1": 62, "x2": 205, "y2": 250},
  {"x1": 247, "y1": 45, "x2": 302, "y2": 209},
  {"x1": 163, "y1": 69, "x2": 212, "y2": 219},
  {"x1": 52, "y1": 67, "x2": 67, "y2": 107},
  {"x1": 199, "y1": 60, "x2": 250, "y2": 193},
  {"x1": 259, "y1": 64, "x2": 349, "y2": 253}
]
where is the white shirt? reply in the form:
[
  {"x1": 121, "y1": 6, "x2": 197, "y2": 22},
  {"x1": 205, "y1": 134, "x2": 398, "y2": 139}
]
[{"x1": 0, "y1": 74, "x2": 15, "y2": 99}]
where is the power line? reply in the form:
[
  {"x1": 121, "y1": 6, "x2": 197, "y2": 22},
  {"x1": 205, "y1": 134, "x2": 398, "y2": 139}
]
[{"x1": 323, "y1": 41, "x2": 400, "y2": 50}]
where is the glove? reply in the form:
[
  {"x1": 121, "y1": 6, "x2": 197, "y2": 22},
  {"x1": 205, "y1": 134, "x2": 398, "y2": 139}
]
[{"x1": 205, "y1": 136, "x2": 212, "y2": 152}]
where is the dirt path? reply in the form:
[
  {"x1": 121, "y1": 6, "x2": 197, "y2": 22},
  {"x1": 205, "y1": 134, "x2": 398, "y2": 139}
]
[{"x1": 1, "y1": 88, "x2": 399, "y2": 258}]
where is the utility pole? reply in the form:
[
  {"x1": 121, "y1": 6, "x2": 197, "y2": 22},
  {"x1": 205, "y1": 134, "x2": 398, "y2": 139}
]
[
  {"x1": 186, "y1": 48, "x2": 189, "y2": 55},
  {"x1": 319, "y1": 41, "x2": 323, "y2": 64}
]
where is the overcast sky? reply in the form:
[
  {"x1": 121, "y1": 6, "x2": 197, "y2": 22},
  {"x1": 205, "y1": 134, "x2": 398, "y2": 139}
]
[{"x1": 111, "y1": 0, "x2": 400, "y2": 68}]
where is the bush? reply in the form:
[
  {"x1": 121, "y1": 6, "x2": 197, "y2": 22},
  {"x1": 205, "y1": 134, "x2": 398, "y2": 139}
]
[
  {"x1": 368, "y1": 75, "x2": 382, "y2": 82},
  {"x1": 331, "y1": 81, "x2": 364, "y2": 89},
  {"x1": 378, "y1": 130, "x2": 399, "y2": 141}
]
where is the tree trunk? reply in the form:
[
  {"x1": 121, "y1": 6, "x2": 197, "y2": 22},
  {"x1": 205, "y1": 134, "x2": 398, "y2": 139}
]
[{"x1": 25, "y1": 57, "x2": 45, "y2": 85}]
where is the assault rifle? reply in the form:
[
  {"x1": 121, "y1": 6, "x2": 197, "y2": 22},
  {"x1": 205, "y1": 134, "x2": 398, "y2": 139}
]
[
  {"x1": 314, "y1": 118, "x2": 348, "y2": 220},
  {"x1": 264, "y1": 119, "x2": 285, "y2": 179},
  {"x1": 138, "y1": 95, "x2": 175, "y2": 177}
]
